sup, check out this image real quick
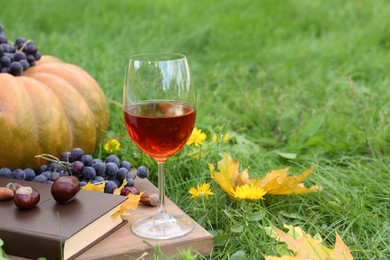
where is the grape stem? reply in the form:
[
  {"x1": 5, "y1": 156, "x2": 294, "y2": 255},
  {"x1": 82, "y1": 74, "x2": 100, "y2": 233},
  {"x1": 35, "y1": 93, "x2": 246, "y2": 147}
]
[
  {"x1": 18, "y1": 39, "x2": 32, "y2": 51},
  {"x1": 35, "y1": 153, "x2": 70, "y2": 170}
]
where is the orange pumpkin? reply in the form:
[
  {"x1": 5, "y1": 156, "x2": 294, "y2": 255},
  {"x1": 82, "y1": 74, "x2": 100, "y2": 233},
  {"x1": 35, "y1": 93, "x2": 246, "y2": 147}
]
[{"x1": 0, "y1": 55, "x2": 109, "y2": 170}]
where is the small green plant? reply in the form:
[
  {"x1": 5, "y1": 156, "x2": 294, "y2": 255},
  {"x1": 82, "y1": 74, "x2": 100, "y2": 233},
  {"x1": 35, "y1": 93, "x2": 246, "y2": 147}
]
[{"x1": 0, "y1": 239, "x2": 9, "y2": 260}]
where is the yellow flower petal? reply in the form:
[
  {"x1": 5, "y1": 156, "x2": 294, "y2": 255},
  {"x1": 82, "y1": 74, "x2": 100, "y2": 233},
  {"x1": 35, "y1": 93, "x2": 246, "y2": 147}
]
[
  {"x1": 104, "y1": 139, "x2": 121, "y2": 153},
  {"x1": 186, "y1": 128, "x2": 207, "y2": 146},
  {"x1": 189, "y1": 183, "x2": 214, "y2": 199},
  {"x1": 233, "y1": 183, "x2": 267, "y2": 200}
]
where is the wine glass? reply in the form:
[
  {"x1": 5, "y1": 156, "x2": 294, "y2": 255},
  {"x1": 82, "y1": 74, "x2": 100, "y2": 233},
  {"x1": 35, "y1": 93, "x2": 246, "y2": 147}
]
[{"x1": 123, "y1": 53, "x2": 196, "y2": 239}]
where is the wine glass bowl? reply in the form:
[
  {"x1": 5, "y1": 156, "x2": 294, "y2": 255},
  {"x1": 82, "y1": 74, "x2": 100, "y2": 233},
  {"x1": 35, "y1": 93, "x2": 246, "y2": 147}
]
[{"x1": 123, "y1": 53, "x2": 196, "y2": 239}]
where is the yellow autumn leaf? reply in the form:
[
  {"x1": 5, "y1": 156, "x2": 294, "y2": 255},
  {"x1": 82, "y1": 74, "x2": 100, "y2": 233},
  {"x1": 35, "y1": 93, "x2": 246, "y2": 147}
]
[
  {"x1": 259, "y1": 166, "x2": 322, "y2": 195},
  {"x1": 112, "y1": 193, "x2": 142, "y2": 217},
  {"x1": 209, "y1": 153, "x2": 321, "y2": 199},
  {"x1": 264, "y1": 225, "x2": 353, "y2": 260},
  {"x1": 209, "y1": 153, "x2": 251, "y2": 197},
  {"x1": 113, "y1": 179, "x2": 127, "y2": 195},
  {"x1": 81, "y1": 181, "x2": 105, "y2": 193}
]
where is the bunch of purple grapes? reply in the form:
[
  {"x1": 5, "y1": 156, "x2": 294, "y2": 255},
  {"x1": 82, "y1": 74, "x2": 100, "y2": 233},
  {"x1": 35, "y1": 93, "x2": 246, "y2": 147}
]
[
  {"x1": 0, "y1": 24, "x2": 41, "y2": 76},
  {"x1": 0, "y1": 148, "x2": 149, "y2": 194}
]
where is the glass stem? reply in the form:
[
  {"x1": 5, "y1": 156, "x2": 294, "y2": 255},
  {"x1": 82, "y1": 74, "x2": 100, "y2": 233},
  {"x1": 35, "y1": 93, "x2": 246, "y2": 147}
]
[{"x1": 157, "y1": 162, "x2": 168, "y2": 216}]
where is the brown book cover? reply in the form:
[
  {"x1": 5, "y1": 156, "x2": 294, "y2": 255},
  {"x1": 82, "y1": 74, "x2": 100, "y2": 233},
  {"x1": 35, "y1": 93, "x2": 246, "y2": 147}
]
[{"x1": 0, "y1": 178, "x2": 127, "y2": 260}]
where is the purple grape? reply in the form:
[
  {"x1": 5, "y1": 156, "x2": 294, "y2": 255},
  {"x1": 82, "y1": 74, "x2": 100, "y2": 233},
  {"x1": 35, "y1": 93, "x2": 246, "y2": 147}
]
[
  {"x1": 50, "y1": 171, "x2": 60, "y2": 181},
  {"x1": 92, "y1": 176, "x2": 105, "y2": 184},
  {"x1": 105, "y1": 162, "x2": 118, "y2": 177},
  {"x1": 81, "y1": 154, "x2": 93, "y2": 166},
  {"x1": 104, "y1": 180, "x2": 118, "y2": 194},
  {"x1": 34, "y1": 51, "x2": 41, "y2": 61},
  {"x1": 117, "y1": 167, "x2": 128, "y2": 181},
  {"x1": 25, "y1": 43, "x2": 37, "y2": 55},
  {"x1": 71, "y1": 148, "x2": 85, "y2": 162},
  {"x1": 120, "y1": 160, "x2": 132, "y2": 171},
  {"x1": 40, "y1": 171, "x2": 52, "y2": 179},
  {"x1": 125, "y1": 177, "x2": 135, "y2": 187},
  {"x1": 34, "y1": 174, "x2": 48, "y2": 183},
  {"x1": 60, "y1": 151, "x2": 71, "y2": 162},
  {"x1": 105, "y1": 154, "x2": 120, "y2": 166},
  {"x1": 0, "y1": 34, "x2": 7, "y2": 44},
  {"x1": 70, "y1": 161, "x2": 84, "y2": 175},
  {"x1": 13, "y1": 51, "x2": 26, "y2": 61},
  {"x1": 48, "y1": 162, "x2": 64, "y2": 172},
  {"x1": 11, "y1": 169, "x2": 25, "y2": 180},
  {"x1": 0, "y1": 167, "x2": 12, "y2": 178},
  {"x1": 91, "y1": 162, "x2": 106, "y2": 176},
  {"x1": 82, "y1": 166, "x2": 96, "y2": 180},
  {"x1": 92, "y1": 158, "x2": 103, "y2": 165},
  {"x1": 137, "y1": 166, "x2": 149, "y2": 179},
  {"x1": 23, "y1": 168, "x2": 36, "y2": 181},
  {"x1": 15, "y1": 37, "x2": 26, "y2": 48},
  {"x1": 20, "y1": 59, "x2": 29, "y2": 70},
  {"x1": 9, "y1": 61, "x2": 23, "y2": 76},
  {"x1": 0, "y1": 55, "x2": 11, "y2": 67},
  {"x1": 38, "y1": 164, "x2": 48, "y2": 173}
]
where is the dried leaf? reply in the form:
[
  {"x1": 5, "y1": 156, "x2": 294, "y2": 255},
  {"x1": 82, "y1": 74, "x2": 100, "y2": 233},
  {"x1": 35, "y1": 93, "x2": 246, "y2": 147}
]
[
  {"x1": 260, "y1": 167, "x2": 322, "y2": 195},
  {"x1": 264, "y1": 225, "x2": 353, "y2": 260},
  {"x1": 209, "y1": 153, "x2": 250, "y2": 197},
  {"x1": 113, "y1": 179, "x2": 127, "y2": 195},
  {"x1": 81, "y1": 181, "x2": 105, "y2": 193},
  {"x1": 209, "y1": 153, "x2": 321, "y2": 199},
  {"x1": 111, "y1": 193, "x2": 141, "y2": 217}
]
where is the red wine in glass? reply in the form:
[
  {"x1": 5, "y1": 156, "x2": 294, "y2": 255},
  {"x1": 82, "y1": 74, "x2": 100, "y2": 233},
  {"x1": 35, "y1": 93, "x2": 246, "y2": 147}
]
[{"x1": 124, "y1": 101, "x2": 196, "y2": 162}]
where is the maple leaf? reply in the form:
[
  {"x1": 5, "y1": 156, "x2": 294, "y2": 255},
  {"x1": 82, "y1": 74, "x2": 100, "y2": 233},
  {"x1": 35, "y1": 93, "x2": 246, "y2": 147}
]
[
  {"x1": 81, "y1": 181, "x2": 105, "y2": 193},
  {"x1": 263, "y1": 225, "x2": 353, "y2": 260},
  {"x1": 259, "y1": 167, "x2": 322, "y2": 195},
  {"x1": 209, "y1": 153, "x2": 252, "y2": 198},
  {"x1": 111, "y1": 193, "x2": 141, "y2": 217},
  {"x1": 209, "y1": 153, "x2": 321, "y2": 198}
]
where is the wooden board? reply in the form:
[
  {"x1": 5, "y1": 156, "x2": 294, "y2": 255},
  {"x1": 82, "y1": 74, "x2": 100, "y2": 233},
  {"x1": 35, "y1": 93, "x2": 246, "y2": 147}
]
[{"x1": 8, "y1": 178, "x2": 214, "y2": 259}]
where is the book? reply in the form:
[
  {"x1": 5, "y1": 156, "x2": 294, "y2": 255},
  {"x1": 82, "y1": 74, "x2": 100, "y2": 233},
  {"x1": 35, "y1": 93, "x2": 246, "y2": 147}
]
[
  {"x1": 77, "y1": 178, "x2": 214, "y2": 259},
  {"x1": 0, "y1": 178, "x2": 127, "y2": 260}
]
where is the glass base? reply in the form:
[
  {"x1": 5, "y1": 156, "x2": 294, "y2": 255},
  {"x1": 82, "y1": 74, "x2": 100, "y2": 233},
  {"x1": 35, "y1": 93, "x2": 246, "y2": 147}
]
[{"x1": 131, "y1": 213, "x2": 195, "y2": 240}]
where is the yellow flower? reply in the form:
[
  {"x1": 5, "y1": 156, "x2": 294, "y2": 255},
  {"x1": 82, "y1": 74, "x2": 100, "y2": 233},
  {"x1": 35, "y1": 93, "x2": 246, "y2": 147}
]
[
  {"x1": 186, "y1": 128, "x2": 207, "y2": 146},
  {"x1": 212, "y1": 133, "x2": 229, "y2": 144},
  {"x1": 189, "y1": 183, "x2": 214, "y2": 199},
  {"x1": 233, "y1": 183, "x2": 266, "y2": 200},
  {"x1": 223, "y1": 133, "x2": 230, "y2": 143},
  {"x1": 104, "y1": 139, "x2": 121, "y2": 153}
]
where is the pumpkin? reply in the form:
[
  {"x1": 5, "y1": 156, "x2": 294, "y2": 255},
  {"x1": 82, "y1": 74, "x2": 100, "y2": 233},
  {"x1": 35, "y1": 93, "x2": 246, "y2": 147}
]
[{"x1": 0, "y1": 55, "x2": 109, "y2": 170}]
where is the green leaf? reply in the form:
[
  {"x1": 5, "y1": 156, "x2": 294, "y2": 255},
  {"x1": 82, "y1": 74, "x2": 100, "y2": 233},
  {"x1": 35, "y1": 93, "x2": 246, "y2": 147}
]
[
  {"x1": 214, "y1": 233, "x2": 230, "y2": 247},
  {"x1": 276, "y1": 151, "x2": 297, "y2": 159},
  {"x1": 230, "y1": 250, "x2": 246, "y2": 260},
  {"x1": 230, "y1": 224, "x2": 244, "y2": 233},
  {"x1": 247, "y1": 211, "x2": 265, "y2": 221}
]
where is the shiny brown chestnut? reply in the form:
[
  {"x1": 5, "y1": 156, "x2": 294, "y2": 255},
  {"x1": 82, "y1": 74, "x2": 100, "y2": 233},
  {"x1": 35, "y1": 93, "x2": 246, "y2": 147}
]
[
  {"x1": 13, "y1": 186, "x2": 40, "y2": 209},
  {"x1": 51, "y1": 176, "x2": 80, "y2": 204},
  {"x1": 120, "y1": 186, "x2": 140, "y2": 196}
]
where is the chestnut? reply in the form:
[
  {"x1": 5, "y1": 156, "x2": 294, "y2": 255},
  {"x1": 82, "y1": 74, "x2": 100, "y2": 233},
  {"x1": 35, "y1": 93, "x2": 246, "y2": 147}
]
[
  {"x1": 120, "y1": 186, "x2": 140, "y2": 196},
  {"x1": 13, "y1": 186, "x2": 40, "y2": 209},
  {"x1": 51, "y1": 176, "x2": 80, "y2": 204},
  {"x1": 0, "y1": 187, "x2": 14, "y2": 201}
]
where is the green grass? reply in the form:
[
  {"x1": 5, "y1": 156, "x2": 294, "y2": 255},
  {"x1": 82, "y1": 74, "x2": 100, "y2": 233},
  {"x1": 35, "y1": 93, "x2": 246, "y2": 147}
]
[{"x1": 2, "y1": 0, "x2": 390, "y2": 259}]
